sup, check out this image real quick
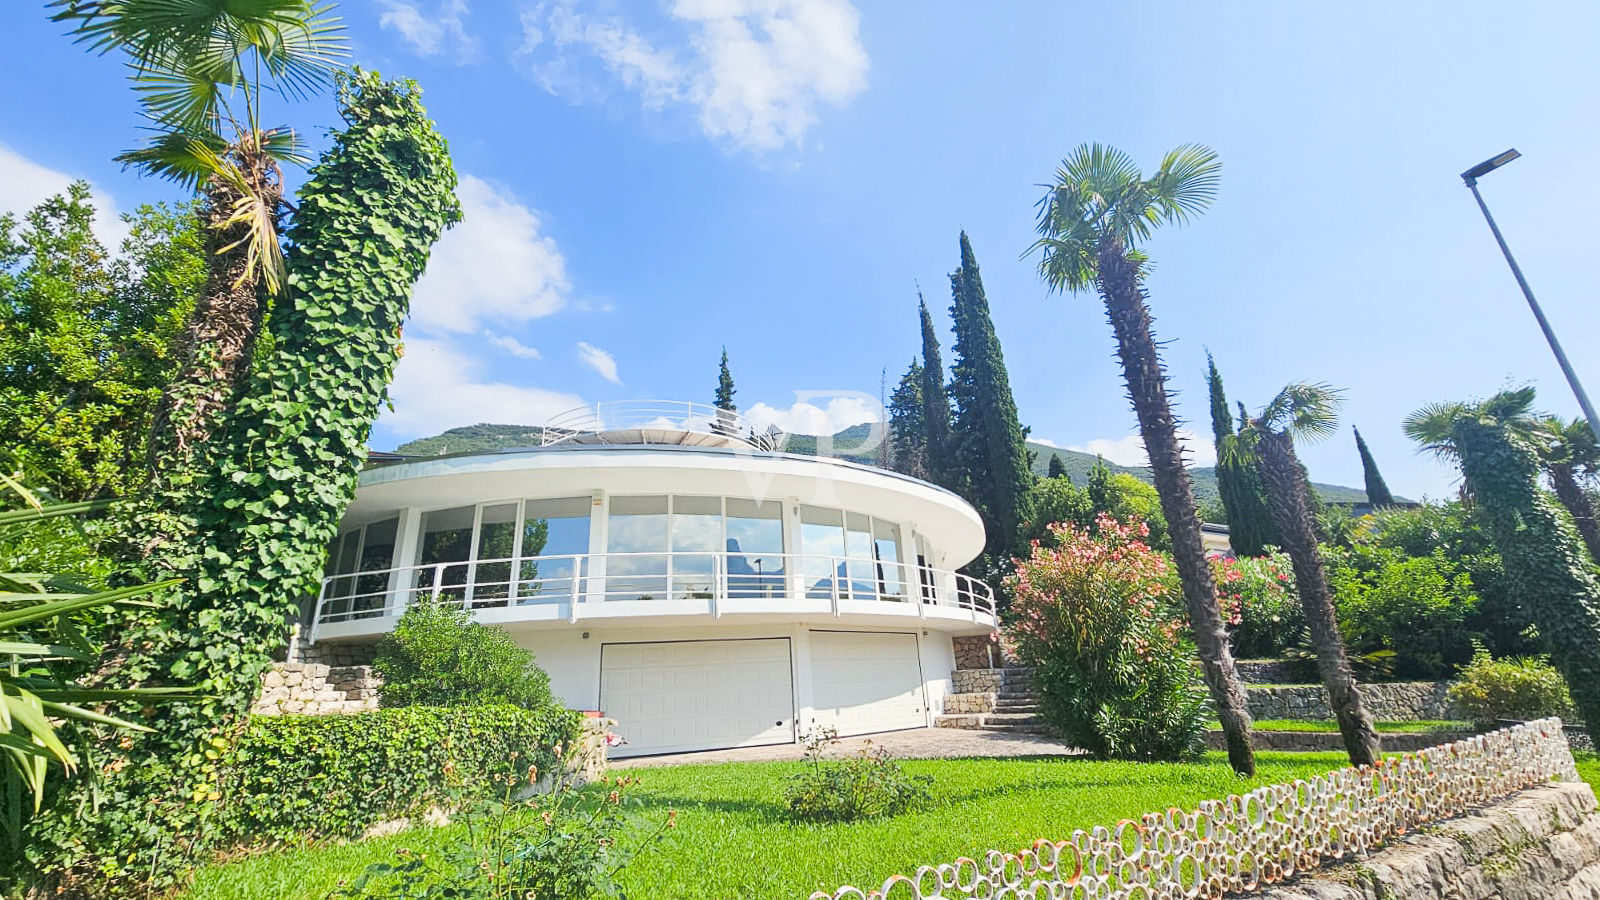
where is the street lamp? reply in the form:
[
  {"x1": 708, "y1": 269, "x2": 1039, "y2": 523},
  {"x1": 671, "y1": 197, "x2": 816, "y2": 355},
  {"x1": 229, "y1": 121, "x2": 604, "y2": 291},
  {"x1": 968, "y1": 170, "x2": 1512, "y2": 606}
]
[{"x1": 1461, "y1": 149, "x2": 1600, "y2": 437}]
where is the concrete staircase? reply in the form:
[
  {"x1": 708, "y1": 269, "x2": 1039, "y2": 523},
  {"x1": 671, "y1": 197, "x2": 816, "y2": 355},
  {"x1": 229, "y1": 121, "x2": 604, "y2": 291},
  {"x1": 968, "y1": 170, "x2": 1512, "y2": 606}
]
[{"x1": 935, "y1": 666, "x2": 1047, "y2": 734}]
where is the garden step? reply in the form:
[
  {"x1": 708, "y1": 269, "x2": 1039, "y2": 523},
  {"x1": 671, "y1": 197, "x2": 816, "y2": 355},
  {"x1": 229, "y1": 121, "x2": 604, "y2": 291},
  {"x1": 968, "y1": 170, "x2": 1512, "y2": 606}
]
[
  {"x1": 981, "y1": 721, "x2": 1050, "y2": 734},
  {"x1": 994, "y1": 702, "x2": 1039, "y2": 713},
  {"x1": 981, "y1": 713, "x2": 1042, "y2": 725}
]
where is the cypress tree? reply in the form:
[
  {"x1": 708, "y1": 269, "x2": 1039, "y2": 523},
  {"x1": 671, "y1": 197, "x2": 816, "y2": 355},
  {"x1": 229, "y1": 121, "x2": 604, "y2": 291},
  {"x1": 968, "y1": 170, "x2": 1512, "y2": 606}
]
[
  {"x1": 1207, "y1": 354, "x2": 1280, "y2": 556},
  {"x1": 888, "y1": 360, "x2": 928, "y2": 478},
  {"x1": 918, "y1": 292, "x2": 953, "y2": 485},
  {"x1": 947, "y1": 231, "x2": 1035, "y2": 567},
  {"x1": 714, "y1": 346, "x2": 736, "y2": 411},
  {"x1": 1047, "y1": 453, "x2": 1067, "y2": 479},
  {"x1": 1353, "y1": 425, "x2": 1395, "y2": 507}
]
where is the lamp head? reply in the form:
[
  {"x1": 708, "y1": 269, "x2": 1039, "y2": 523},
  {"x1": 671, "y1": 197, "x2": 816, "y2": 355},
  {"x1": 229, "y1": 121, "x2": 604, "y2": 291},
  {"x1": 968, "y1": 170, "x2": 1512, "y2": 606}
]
[{"x1": 1462, "y1": 149, "x2": 1521, "y2": 185}]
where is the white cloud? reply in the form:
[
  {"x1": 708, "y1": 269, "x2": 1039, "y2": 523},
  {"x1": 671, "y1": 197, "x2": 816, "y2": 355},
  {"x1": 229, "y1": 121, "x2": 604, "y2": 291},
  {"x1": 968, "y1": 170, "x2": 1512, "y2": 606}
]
[
  {"x1": 382, "y1": 336, "x2": 583, "y2": 436},
  {"x1": 1032, "y1": 437, "x2": 1060, "y2": 448},
  {"x1": 518, "y1": 0, "x2": 869, "y2": 152},
  {"x1": 576, "y1": 341, "x2": 622, "y2": 384},
  {"x1": 410, "y1": 174, "x2": 571, "y2": 334},
  {"x1": 0, "y1": 141, "x2": 127, "y2": 249},
  {"x1": 378, "y1": 0, "x2": 477, "y2": 61},
  {"x1": 745, "y1": 393, "x2": 880, "y2": 435},
  {"x1": 1068, "y1": 431, "x2": 1218, "y2": 469},
  {"x1": 486, "y1": 333, "x2": 542, "y2": 359}
]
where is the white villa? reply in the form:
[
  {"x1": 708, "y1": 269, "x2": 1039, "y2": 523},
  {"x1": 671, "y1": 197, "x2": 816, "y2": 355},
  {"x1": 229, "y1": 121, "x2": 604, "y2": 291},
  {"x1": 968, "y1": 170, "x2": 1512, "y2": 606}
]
[{"x1": 303, "y1": 401, "x2": 999, "y2": 757}]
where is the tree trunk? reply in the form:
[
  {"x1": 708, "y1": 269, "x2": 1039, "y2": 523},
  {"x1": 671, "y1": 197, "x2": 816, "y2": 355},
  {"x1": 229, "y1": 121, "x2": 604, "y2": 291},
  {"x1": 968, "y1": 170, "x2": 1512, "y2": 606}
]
[
  {"x1": 1096, "y1": 238, "x2": 1255, "y2": 775},
  {"x1": 1549, "y1": 462, "x2": 1600, "y2": 565},
  {"x1": 145, "y1": 141, "x2": 281, "y2": 482},
  {"x1": 1257, "y1": 429, "x2": 1382, "y2": 766}
]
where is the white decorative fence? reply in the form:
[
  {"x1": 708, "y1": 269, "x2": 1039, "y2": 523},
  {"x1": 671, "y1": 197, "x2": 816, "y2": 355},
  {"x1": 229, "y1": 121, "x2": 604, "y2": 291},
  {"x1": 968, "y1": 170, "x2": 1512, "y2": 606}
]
[{"x1": 811, "y1": 718, "x2": 1579, "y2": 900}]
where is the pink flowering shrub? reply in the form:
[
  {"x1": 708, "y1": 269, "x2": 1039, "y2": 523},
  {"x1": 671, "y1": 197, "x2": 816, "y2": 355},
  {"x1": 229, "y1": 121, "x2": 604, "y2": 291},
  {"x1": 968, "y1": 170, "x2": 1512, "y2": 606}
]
[
  {"x1": 1005, "y1": 515, "x2": 1207, "y2": 761},
  {"x1": 1210, "y1": 551, "x2": 1302, "y2": 659}
]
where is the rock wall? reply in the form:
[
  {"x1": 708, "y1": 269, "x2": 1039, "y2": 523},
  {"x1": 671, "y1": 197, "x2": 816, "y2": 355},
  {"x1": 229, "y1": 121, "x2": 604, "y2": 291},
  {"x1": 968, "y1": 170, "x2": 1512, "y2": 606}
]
[
  {"x1": 953, "y1": 634, "x2": 1014, "y2": 670},
  {"x1": 951, "y1": 668, "x2": 1005, "y2": 694},
  {"x1": 252, "y1": 662, "x2": 381, "y2": 715},
  {"x1": 1204, "y1": 728, "x2": 1469, "y2": 753},
  {"x1": 1260, "y1": 781, "x2": 1600, "y2": 900},
  {"x1": 943, "y1": 692, "x2": 996, "y2": 715},
  {"x1": 1245, "y1": 681, "x2": 1459, "y2": 721}
]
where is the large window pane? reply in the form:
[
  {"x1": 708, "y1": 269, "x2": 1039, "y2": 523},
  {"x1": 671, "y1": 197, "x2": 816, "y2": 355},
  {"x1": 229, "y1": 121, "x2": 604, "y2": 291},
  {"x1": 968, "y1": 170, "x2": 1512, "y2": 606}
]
[
  {"x1": 873, "y1": 519, "x2": 905, "y2": 599},
  {"x1": 607, "y1": 496, "x2": 668, "y2": 600},
  {"x1": 800, "y1": 506, "x2": 845, "y2": 599},
  {"x1": 353, "y1": 517, "x2": 398, "y2": 616},
  {"x1": 519, "y1": 497, "x2": 591, "y2": 602},
  {"x1": 472, "y1": 503, "x2": 517, "y2": 604},
  {"x1": 416, "y1": 505, "x2": 473, "y2": 603},
  {"x1": 671, "y1": 496, "x2": 720, "y2": 599},
  {"x1": 845, "y1": 512, "x2": 876, "y2": 599},
  {"x1": 726, "y1": 498, "x2": 783, "y2": 598}
]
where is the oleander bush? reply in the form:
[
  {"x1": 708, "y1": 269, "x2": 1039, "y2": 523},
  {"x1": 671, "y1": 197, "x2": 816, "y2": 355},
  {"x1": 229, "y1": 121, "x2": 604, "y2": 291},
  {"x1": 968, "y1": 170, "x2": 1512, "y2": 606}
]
[
  {"x1": 784, "y1": 730, "x2": 933, "y2": 823},
  {"x1": 217, "y1": 704, "x2": 581, "y2": 847},
  {"x1": 1449, "y1": 651, "x2": 1575, "y2": 724},
  {"x1": 1210, "y1": 551, "x2": 1301, "y2": 659},
  {"x1": 374, "y1": 601, "x2": 555, "y2": 711},
  {"x1": 1007, "y1": 515, "x2": 1208, "y2": 761}
]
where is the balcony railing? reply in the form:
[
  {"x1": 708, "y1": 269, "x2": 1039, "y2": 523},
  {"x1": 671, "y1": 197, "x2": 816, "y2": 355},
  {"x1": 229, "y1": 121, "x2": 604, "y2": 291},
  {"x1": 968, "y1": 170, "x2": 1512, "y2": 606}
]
[
  {"x1": 309, "y1": 550, "x2": 995, "y2": 637},
  {"x1": 540, "y1": 401, "x2": 784, "y2": 451}
]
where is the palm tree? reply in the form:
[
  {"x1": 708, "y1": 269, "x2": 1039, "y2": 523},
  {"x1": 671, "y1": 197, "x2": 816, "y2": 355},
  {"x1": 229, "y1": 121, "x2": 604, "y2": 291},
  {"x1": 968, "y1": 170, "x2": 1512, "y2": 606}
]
[
  {"x1": 1244, "y1": 383, "x2": 1381, "y2": 765},
  {"x1": 1027, "y1": 143, "x2": 1255, "y2": 775},
  {"x1": 1404, "y1": 388, "x2": 1600, "y2": 563},
  {"x1": 51, "y1": 0, "x2": 347, "y2": 479}
]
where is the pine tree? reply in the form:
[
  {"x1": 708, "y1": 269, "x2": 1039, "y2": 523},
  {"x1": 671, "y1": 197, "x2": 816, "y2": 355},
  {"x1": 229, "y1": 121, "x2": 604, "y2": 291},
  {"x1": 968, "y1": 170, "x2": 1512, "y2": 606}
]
[
  {"x1": 1353, "y1": 426, "x2": 1395, "y2": 507},
  {"x1": 888, "y1": 360, "x2": 928, "y2": 478},
  {"x1": 918, "y1": 292, "x2": 953, "y2": 485},
  {"x1": 1047, "y1": 454, "x2": 1067, "y2": 479},
  {"x1": 714, "y1": 346, "x2": 736, "y2": 411},
  {"x1": 1206, "y1": 354, "x2": 1280, "y2": 556},
  {"x1": 947, "y1": 232, "x2": 1035, "y2": 570}
]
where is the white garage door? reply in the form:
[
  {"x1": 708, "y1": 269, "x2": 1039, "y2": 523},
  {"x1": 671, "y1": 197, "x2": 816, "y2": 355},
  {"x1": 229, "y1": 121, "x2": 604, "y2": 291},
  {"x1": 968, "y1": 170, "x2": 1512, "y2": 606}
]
[
  {"x1": 810, "y1": 631, "x2": 926, "y2": 737},
  {"x1": 600, "y1": 639, "x2": 794, "y2": 757}
]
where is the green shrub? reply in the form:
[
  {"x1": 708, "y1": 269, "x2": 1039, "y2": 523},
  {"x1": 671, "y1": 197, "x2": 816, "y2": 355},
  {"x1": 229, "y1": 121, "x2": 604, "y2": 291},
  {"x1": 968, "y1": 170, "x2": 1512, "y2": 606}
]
[
  {"x1": 374, "y1": 602, "x2": 554, "y2": 710},
  {"x1": 1006, "y1": 515, "x2": 1208, "y2": 761},
  {"x1": 1211, "y1": 551, "x2": 1302, "y2": 659},
  {"x1": 1327, "y1": 549, "x2": 1479, "y2": 679},
  {"x1": 1449, "y1": 651, "x2": 1575, "y2": 723},
  {"x1": 783, "y1": 729, "x2": 933, "y2": 823},
  {"x1": 218, "y1": 704, "x2": 581, "y2": 847}
]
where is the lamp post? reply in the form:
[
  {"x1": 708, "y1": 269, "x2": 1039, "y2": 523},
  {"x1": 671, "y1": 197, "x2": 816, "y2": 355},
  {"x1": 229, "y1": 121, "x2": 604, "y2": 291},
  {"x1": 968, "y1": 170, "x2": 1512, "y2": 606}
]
[{"x1": 1461, "y1": 149, "x2": 1600, "y2": 437}]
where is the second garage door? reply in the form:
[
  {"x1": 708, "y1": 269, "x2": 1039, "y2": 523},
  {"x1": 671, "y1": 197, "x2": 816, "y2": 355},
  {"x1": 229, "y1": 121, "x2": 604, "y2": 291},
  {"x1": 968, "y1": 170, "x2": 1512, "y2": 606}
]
[
  {"x1": 600, "y1": 638, "x2": 794, "y2": 757},
  {"x1": 810, "y1": 631, "x2": 926, "y2": 736}
]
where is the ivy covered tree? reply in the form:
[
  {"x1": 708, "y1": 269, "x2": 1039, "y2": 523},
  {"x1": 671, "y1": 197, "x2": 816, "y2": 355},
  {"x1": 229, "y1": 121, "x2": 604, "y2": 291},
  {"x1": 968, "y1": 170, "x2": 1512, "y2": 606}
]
[
  {"x1": 947, "y1": 232, "x2": 1035, "y2": 574},
  {"x1": 887, "y1": 359, "x2": 928, "y2": 479},
  {"x1": 1047, "y1": 454, "x2": 1066, "y2": 479},
  {"x1": 1353, "y1": 426, "x2": 1395, "y2": 507},
  {"x1": 1029, "y1": 143, "x2": 1255, "y2": 775},
  {"x1": 61, "y1": 71, "x2": 461, "y2": 893},
  {"x1": 714, "y1": 346, "x2": 736, "y2": 411},
  {"x1": 1205, "y1": 353, "x2": 1277, "y2": 556},
  {"x1": 1448, "y1": 411, "x2": 1600, "y2": 747},
  {"x1": 1246, "y1": 383, "x2": 1380, "y2": 766},
  {"x1": 0, "y1": 186, "x2": 202, "y2": 500},
  {"x1": 917, "y1": 292, "x2": 953, "y2": 486}
]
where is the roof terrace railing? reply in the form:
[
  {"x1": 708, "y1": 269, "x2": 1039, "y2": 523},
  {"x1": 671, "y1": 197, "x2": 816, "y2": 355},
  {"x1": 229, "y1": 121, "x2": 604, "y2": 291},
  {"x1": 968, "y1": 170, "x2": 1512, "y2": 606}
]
[{"x1": 540, "y1": 400, "x2": 784, "y2": 451}]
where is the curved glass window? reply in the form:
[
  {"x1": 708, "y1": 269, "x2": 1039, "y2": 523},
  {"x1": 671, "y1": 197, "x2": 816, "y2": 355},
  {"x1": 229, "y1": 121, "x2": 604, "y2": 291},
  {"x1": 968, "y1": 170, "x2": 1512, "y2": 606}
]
[{"x1": 519, "y1": 497, "x2": 591, "y2": 602}]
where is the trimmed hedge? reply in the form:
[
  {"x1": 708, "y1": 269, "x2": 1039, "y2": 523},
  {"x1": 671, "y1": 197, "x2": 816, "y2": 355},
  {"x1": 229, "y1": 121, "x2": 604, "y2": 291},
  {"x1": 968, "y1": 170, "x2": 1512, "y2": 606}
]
[{"x1": 218, "y1": 704, "x2": 581, "y2": 846}]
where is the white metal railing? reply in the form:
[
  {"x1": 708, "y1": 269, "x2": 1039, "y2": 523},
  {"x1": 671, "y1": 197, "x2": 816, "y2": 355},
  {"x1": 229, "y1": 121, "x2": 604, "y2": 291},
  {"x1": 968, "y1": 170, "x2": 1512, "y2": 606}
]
[
  {"x1": 309, "y1": 550, "x2": 995, "y2": 636},
  {"x1": 540, "y1": 401, "x2": 784, "y2": 451}
]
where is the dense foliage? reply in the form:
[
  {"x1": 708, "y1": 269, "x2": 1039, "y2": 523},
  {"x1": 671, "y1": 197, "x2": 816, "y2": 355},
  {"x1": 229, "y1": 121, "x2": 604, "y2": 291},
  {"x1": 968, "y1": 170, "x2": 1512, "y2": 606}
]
[
  {"x1": 1023, "y1": 463, "x2": 1167, "y2": 549},
  {"x1": 784, "y1": 730, "x2": 933, "y2": 823},
  {"x1": 1211, "y1": 552, "x2": 1300, "y2": 659},
  {"x1": 1353, "y1": 426, "x2": 1395, "y2": 507},
  {"x1": 374, "y1": 602, "x2": 555, "y2": 711},
  {"x1": 1007, "y1": 516, "x2": 1208, "y2": 761},
  {"x1": 887, "y1": 359, "x2": 927, "y2": 479},
  {"x1": 1206, "y1": 354, "x2": 1278, "y2": 556},
  {"x1": 0, "y1": 186, "x2": 202, "y2": 500},
  {"x1": 917, "y1": 294, "x2": 953, "y2": 486},
  {"x1": 220, "y1": 705, "x2": 580, "y2": 848},
  {"x1": 1448, "y1": 651, "x2": 1575, "y2": 723},
  {"x1": 713, "y1": 346, "x2": 736, "y2": 411},
  {"x1": 1326, "y1": 548, "x2": 1479, "y2": 679}
]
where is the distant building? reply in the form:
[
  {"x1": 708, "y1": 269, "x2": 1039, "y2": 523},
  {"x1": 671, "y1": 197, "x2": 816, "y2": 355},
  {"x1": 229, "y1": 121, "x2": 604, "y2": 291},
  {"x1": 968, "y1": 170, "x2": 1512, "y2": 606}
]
[{"x1": 1200, "y1": 522, "x2": 1232, "y2": 558}]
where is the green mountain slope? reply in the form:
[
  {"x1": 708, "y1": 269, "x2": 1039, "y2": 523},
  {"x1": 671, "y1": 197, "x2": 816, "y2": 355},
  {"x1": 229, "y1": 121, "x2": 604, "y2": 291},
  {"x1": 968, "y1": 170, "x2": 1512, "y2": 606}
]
[{"x1": 387, "y1": 422, "x2": 1373, "y2": 504}]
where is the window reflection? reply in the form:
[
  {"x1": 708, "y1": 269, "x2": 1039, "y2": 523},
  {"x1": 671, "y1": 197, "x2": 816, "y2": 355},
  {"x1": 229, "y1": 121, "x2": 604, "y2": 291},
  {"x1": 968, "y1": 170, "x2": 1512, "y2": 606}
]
[
  {"x1": 415, "y1": 505, "x2": 473, "y2": 602},
  {"x1": 606, "y1": 496, "x2": 668, "y2": 600},
  {"x1": 726, "y1": 498, "x2": 783, "y2": 598},
  {"x1": 519, "y1": 497, "x2": 590, "y2": 603}
]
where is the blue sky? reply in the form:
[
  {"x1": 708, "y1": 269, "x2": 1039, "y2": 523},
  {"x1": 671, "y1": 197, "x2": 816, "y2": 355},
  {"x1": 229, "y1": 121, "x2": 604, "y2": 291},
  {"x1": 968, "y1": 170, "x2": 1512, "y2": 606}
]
[{"x1": 3, "y1": 1, "x2": 1598, "y2": 501}]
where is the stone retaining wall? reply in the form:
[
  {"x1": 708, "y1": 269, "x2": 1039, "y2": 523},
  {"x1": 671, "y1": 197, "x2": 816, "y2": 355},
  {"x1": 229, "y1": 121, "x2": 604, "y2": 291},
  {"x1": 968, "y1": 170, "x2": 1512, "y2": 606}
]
[
  {"x1": 1236, "y1": 659, "x2": 1312, "y2": 684},
  {"x1": 951, "y1": 668, "x2": 1005, "y2": 694},
  {"x1": 252, "y1": 662, "x2": 381, "y2": 715},
  {"x1": 1204, "y1": 728, "x2": 1470, "y2": 753},
  {"x1": 1245, "y1": 681, "x2": 1459, "y2": 721},
  {"x1": 953, "y1": 634, "x2": 1014, "y2": 670},
  {"x1": 1259, "y1": 781, "x2": 1600, "y2": 900},
  {"x1": 943, "y1": 692, "x2": 997, "y2": 715}
]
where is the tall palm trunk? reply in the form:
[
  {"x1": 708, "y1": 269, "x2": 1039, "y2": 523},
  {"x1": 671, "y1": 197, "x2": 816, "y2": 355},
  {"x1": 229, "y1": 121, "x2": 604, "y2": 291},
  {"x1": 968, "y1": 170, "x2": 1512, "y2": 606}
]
[
  {"x1": 1549, "y1": 462, "x2": 1600, "y2": 565},
  {"x1": 1096, "y1": 238, "x2": 1255, "y2": 775},
  {"x1": 146, "y1": 139, "x2": 281, "y2": 481},
  {"x1": 1256, "y1": 429, "x2": 1381, "y2": 765}
]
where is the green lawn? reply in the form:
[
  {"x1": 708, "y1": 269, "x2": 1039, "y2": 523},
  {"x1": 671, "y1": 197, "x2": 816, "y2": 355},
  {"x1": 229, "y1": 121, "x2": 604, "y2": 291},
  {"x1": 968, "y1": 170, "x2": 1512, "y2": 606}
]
[
  {"x1": 1226, "y1": 719, "x2": 1476, "y2": 734},
  {"x1": 185, "y1": 752, "x2": 1352, "y2": 900}
]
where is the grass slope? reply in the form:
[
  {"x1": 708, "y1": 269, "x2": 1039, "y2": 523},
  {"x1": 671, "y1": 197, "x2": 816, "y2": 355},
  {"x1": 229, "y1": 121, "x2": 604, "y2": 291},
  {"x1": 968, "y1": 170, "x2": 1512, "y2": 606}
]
[
  {"x1": 187, "y1": 753, "x2": 1349, "y2": 900},
  {"x1": 387, "y1": 423, "x2": 1374, "y2": 505}
]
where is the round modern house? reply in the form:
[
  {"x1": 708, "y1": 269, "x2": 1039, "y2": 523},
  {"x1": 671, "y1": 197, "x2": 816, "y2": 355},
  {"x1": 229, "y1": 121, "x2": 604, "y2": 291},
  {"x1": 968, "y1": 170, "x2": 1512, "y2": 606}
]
[{"x1": 306, "y1": 402, "x2": 998, "y2": 757}]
